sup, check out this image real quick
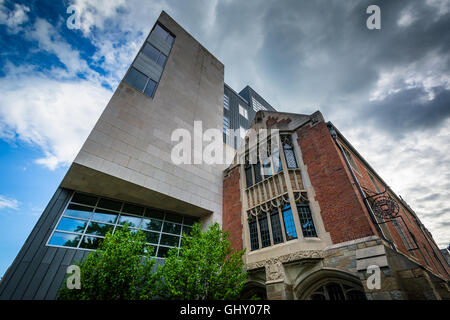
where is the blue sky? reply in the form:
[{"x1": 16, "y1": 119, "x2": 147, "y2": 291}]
[{"x1": 0, "y1": 0, "x2": 449, "y2": 278}]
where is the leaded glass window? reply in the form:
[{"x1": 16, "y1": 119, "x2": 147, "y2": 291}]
[
  {"x1": 297, "y1": 204, "x2": 317, "y2": 237},
  {"x1": 282, "y1": 205, "x2": 298, "y2": 240},
  {"x1": 249, "y1": 218, "x2": 259, "y2": 251},
  {"x1": 282, "y1": 135, "x2": 298, "y2": 168},
  {"x1": 253, "y1": 161, "x2": 262, "y2": 184},
  {"x1": 258, "y1": 215, "x2": 271, "y2": 248},
  {"x1": 245, "y1": 164, "x2": 253, "y2": 188},
  {"x1": 270, "y1": 210, "x2": 283, "y2": 244}
]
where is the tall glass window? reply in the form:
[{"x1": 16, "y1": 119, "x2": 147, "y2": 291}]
[
  {"x1": 270, "y1": 210, "x2": 284, "y2": 244},
  {"x1": 282, "y1": 136, "x2": 298, "y2": 169},
  {"x1": 258, "y1": 215, "x2": 271, "y2": 248},
  {"x1": 224, "y1": 94, "x2": 229, "y2": 110},
  {"x1": 282, "y1": 205, "x2": 297, "y2": 240},
  {"x1": 47, "y1": 192, "x2": 197, "y2": 258},
  {"x1": 253, "y1": 161, "x2": 262, "y2": 184},
  {"x1": 297, "y1": 204, "x2": 317, "y2": 237},
  {"x1": 249, "y1": 218, "x2": 259, "y2": 251},
  {"x1": 245, "y1": 164, "x2": 253, "y2": 188}
]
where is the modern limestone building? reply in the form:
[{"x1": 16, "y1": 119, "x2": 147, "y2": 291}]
[
  {"x1": 1, "y1": 11, "x2": 449, "y2": 300},
  {"x1": 222, "y1": 110, "x2": 450, "y2": 300}
]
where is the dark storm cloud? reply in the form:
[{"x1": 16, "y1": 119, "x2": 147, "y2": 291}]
[{"x1": 362, "y1": 85, "x2": 450, "y2": 135}]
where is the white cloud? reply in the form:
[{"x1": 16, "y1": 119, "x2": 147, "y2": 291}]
[
  {"x1": 0, "y1": 1, "x2": 30, "y2": 34},
  {"x1": 0, "y1": 195, "x2": 19, "y2": 210}
]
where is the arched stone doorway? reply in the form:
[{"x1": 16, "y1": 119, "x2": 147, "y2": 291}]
[
  {"x1": 240, "y1": 281, "x2": 267, "y2": 300},
  {"x1": 294, "y1": 268, "x2": 366, "y2": 300}
]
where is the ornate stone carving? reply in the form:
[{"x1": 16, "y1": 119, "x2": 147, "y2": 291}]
[
  {"x1": 246, "y1": 250, "x2": 325, "y2": 272},
  {"x1": 266, "y1": 259, "x2": 284, "y2": 281}
]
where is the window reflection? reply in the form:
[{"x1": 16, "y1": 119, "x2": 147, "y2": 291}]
[{"x1": 282, "y1": 205, "x2": 298, "y2": 240}]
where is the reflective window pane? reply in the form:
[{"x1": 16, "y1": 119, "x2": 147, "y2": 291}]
[
  {"x1": 80, "y1": 236, "x2": 103, "y2": 250},
  {"x1": 249, "y1": 219, "x2": 259, "y2": 251},
  {"x1": 141, "y1": 217, "x2": 162, "y2": 231},
  {"x1": 71, "y1": 193, "x2": 97, "y2": 206},
  {"x1": 124, "y1": 67, "x2": 148, "y2": 92},
  {"x1": 156, "y1": 53, "x2": 167, "y2": 67},
  {"x1": 259, "y1": 216, "x2": 271, "y2": 248},
  {"x1": 164, "y1": 213, "x2": 183, "y2": 224},
  {"x1": 118, "y1": 214, "x2": 142, "y2": 228},
  {"x1": 86, "y1": 222, "x2": 114, "y2": 236},
  {"x1": 91, "y1": 209, "x2": 118, "y2": 224},
  {"x1": 97, "y1": 198, "x2": 122, "y2": 211},
  {"x1": 282, "y1": 205, "x2": 298, "y2": 240},
  {"x1": 64, "y1": 204, "x2": 93, "y2": 219},
  {"x1": 163, "y1": 222, "x2": 181, "y2": 234},
  {"x1": 270, "y1": 211, "x2": 284, "y2": 244},
  {"x1": 183, "y1": 216, "x2": 197, "y2": 226},
  {"x1": 182, "y1": 225, "x2": 192, "y2": 235},
  {"x1": 157, "y1": 246, "x2": 171, "y2": 258},
  {"x1": 143, "y1": 231, "x2": 160, "y2": 244},
  {"x1": 144, "y1": 209, "x2": 164, "y2": 220},
  {"x1": 166, "y1": 34, "x2": 174, "y2": 46},
  {"x1": 56, "y1": 218, "x2": 87, "y2": 233},
  {"x1": 160, "y1": 234, "x2": 180, "y2": 247},
  {"x1": 48, "y1": 232, "x2": 81, "y2": 247},
  {"x1": 142, "y1": 43, "x2": 160, "y2": 63},
  {"x1": 152, "y1": 24, "x2": 169, "y2": 40},
  {"x1": 122, "y1": 203, "x2": 144, "y2": 216},
  {"x1": 144, "y1": 79, "x2": 157, "y2": 98}
]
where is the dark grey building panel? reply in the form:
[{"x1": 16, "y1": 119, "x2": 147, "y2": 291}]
[{"x1": 0, "y1": 188, "x2": 86, "y2": 300}]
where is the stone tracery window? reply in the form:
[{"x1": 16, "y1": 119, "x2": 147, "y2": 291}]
[{"x1": 308, "y1": 282, "x2": 366, "y2": 301}]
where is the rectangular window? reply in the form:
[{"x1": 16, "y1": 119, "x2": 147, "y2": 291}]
[
  {"x1": 223, "y1": 116, "x2": 230, "y2": 134},
  {"x1": 297, "y1": 204, "x2": 317, "y2": 237},
  {"x1": 270, "y1": 210, "x2": 284, "y2": 244},
  {"x1": 282, "y1": 136, "x2": 298, "y2": 168},
  {"x1": 245, "y1": 164, "x2": 253, "y2": 188},
  {"x1": 252, "y1": 97, "x2": 267, "y2": 112},
  {"x1": 47, "y1": 192, "x2": 197, "y2": 256},
  {"x1": 258, "y1": 215, "x2": 271, "y2": 248},
  {"x1": 253, "y1": 161, "x2": 262, "y2": 184},
  {"x1": 224, "y1": 94, "x2": 229, "y2": 110},
  {"x1": 249, "y1": 218, "x2": 259, "y2": 251},
  {"x1": 239, "y1": 104, "x2": 248, "y2": 119},
  {"x1": 282, "y1": 205, "x2": 298, "y2": 240}
]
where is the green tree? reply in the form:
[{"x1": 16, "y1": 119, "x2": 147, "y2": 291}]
[
  {"x1": 58, "y1": 225, "x2": 156, "y2": 300},
  {"x1": 155, "y1": 222, "x2": 247, "y2": 300}
]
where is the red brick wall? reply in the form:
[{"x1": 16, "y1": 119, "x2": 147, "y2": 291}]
[
  {"x1": 222, "y1": 165, "x2": 243, "y2": 252},
  {"x1": 350, "y1": 149, "x2": 450, "y2": 278},
  {"x1": 296, "y1": 121, "x2": 376, "y2": 244}
]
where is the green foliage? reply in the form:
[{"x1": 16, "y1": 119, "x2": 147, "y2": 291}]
[
  {"x1": 155, "y1": 222, "x2": 247, "y2": 300},
  {"x1": 58, "y1": 224, "x2": 156, "y2": 300}
]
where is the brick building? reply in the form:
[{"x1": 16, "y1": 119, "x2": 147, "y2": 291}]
[{"x1": 223, "y1": 110, "x2": 450, "y2": 300}]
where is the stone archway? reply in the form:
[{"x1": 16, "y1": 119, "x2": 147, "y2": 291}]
[
  {"x1": 240, "y1": 280, "x2": 267, "y2": 300},
  {"x1": 294, "y1": 268, "x2": 366, "y2": 300}
]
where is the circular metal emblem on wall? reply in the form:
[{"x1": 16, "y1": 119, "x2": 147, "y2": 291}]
[{"x1": 363, "y1": 188, "x2": 399, "y2": 220}]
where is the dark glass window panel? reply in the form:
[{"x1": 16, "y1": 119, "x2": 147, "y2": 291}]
[
  {"x1": 282, "y1": 205, "x2": 298, "y2": 240},
  {"x1": 297, "y1": 204, "x2": 317, "y2": 237},
  {"x1": 249, "y1": 219, "x2": 259, "y2": 251},
  {"x1": 142, "y1": 43, "x2": 160, "y2": 62},
  {"x1": 183, "y1": 216, "x2": 197, "y2": 226},
  {"x1": 346, "y1": 290, "x2": 366, "y2": 300},
  {"x1": 144, "y1": 209, "x2": 164, "y2": 220},
  {"x1": 273, "y1": 151, "x2": 282, "y2": 172},
  {"x1": 122, "y1": 203, "x2": 144, "y2": 216},
  {"x1": 245, "y1": 165, "x2": 253, "y2": 188},
  {"x1": 71, "y1": 193, "x2": 97, "y2": 206},
  {"x1": 326, "y1": 283, "x2": 346, "y2": 301},
  {"x1": 143, "y1": 231, "x2": 160, "y2": 244},
  {"x1": 144, "y1": 79, "x2": 157, "y2": 97},
  {"x1": 182, "y1": 225, "x2": 192, "y2": 235},
  {"x1": 124, "y1": 67, "x2": 148, "y2": 92},
  {"x1": 152, "y1": 24, "x2": 169, "y2": 41},
  {"x1": 160, "y1": 234, "x2": 180, "y2": 247},
  {"x1": 141, "y1": 217, "x2": 163, "y2": 231},
  {"x1": 91, "y1": 209, "x2": 118, "y2": 224},
  {"x1": 97, "y1": 198, "x2": 122, "y2": 211},
  {"x1": 118, "y1": 214, "x2": 142, "y2": 228},
  {"x1": 253, "y1": 162, "x2": 262, "y2": 184},
  {"x1": 258, "y1": 216, "x2": 271, "y2": 248},
  {"x1": 270, "y1": 211, "x2": 284, "y2": 244},
  {"x1": 157, "y1": 53, "x2": 167, "y2": 67},
  {"x1": 64, "y1": 204, "x2": 93, "y2": 219},
  {"x1": 262, "y1": 159, "x2": 272, "y2": 178},
  {"x1": 48, "y1": 232, "x2": 81, "y2": 247},
  {"x1": 157, "y1": 246, "x2": 171, "y2": 258},
  {"x1": 86, "y1": 222, "x2": 114, "y2": 237},
  {"x1": 163, "y1": 222, "x2": 182, "y2": 234},
  {"x1": 165, "y1": 213, "x2": 183, "y2": 224},
  {"x1": 56, "y1": 218, "x2": 87, "y2": 233},
  {"x1": 80, "y1": 236, "x2": 103, "y2": 250}
]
